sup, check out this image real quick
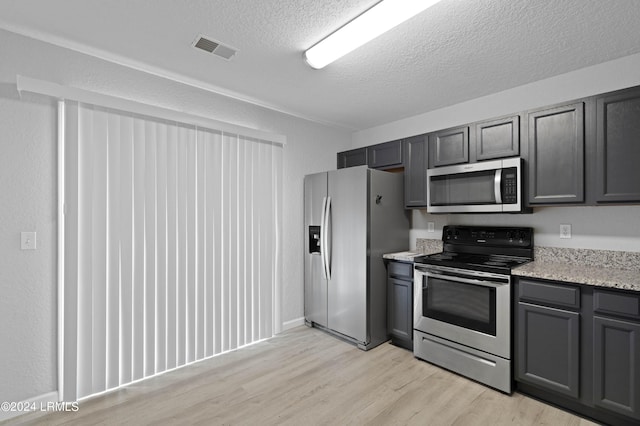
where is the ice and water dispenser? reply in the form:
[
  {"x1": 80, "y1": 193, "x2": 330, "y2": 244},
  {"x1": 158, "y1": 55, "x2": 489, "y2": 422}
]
[{"x1": 308, "y1": 226, "x2": 321, "y2": 254}]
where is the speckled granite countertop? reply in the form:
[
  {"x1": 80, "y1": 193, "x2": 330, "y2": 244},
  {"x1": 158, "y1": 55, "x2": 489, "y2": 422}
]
[
  {"x1": 383, "y1": 239, "x2": 443, "y2": 263},
  {"x1": 382, "y1": 251, "x2": 423, "y2": 262},
  {"x1": 513, "y1": 247, "x2": 640, "y2": 292}
]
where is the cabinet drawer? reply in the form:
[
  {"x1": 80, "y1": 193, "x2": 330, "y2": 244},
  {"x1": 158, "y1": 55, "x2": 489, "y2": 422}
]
[
  {"x1": 519, "y1": 279, "x2": 580, "y2": 309},
  {"x1": 594, "y1": 289, "x2": 640, "y2": 319},
  {"x1": 388, "y1": 261, "x2": 413, "y2": 279}
]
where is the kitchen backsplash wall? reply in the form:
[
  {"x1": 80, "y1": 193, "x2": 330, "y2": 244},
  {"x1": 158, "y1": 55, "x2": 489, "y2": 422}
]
[
  {"x1": 411, "y1": 205, "x2": 640, "y2": 253},
  {"x1": 415, "y1": 238, "x2": 442, "y2": 254}
]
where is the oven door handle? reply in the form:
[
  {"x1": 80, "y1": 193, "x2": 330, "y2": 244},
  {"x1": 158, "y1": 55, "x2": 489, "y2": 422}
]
[{"x1": 425, "y1": 271, "x2": 507, "y2": 288}]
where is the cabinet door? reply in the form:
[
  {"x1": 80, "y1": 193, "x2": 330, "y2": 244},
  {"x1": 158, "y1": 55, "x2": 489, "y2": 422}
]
[
  {"x1": 517, "y1": 302, "x2": 580, "y2": 398},
  {"x1": 528, "y1": 103, "x2": 585, "y2": 204},
  {"x1": 367, "y1": 140, "x2": 403, "y2": 169},
  {"x1": 404, "y1": 135, "x2": 428, "y2": 208},
  {"x1": 475, "y1": 115, "x2": 520, "y2": 161},
  {"x1": 428, "y1": 126, "x2": 469, "y2": 167},
  {"x1": 595, "y1": 88, "x2": 640, "y2": 202},
  {"x1": 593, "y1": 315, "x2": 640, "y2": 420},
  {"x1": 337, "y1": 148, "x2": 367, "y2": 169},
  {"x1": 388, "y1": 276, "x2": 413, "y2": 349}
]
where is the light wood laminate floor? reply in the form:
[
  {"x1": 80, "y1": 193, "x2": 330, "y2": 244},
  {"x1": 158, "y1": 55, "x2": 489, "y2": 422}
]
[{"x1": 7, "y1": 327, "x2": 596, "y2": 425}]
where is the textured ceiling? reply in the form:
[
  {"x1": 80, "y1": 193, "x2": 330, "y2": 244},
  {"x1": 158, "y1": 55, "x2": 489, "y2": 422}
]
[{"x1": 2, "y1": 0, "x2": 640, "y2": 130}]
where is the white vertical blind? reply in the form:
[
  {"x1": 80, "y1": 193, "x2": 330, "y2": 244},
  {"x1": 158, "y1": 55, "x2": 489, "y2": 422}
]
[{"x1": 62, "y1": 101, "x2": 282, "y2": 401}]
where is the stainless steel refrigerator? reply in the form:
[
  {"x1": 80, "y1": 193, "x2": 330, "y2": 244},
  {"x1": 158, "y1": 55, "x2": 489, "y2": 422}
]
[{"x1": 304, "y1": 166, "x2": 409, "y2": 350}]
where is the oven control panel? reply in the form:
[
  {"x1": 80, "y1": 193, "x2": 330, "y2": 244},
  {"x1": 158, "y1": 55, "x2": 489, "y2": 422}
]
[{"x1": 443, "y1": 225, "x2": 533, "y2": 247}]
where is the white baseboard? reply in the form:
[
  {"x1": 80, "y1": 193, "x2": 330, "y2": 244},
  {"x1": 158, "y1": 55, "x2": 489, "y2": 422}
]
[
  {"x1": 281, "y1": 317, "x2": 305, "y2": 331},
  {"x1": 0, "y1": 390, "x2": 59, "y2": 422}
]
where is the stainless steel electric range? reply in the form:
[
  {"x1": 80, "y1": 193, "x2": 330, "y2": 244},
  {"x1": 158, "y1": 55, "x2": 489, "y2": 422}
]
[{"x1": 412, "y1": 225, "x2": 533, "y2": 394}]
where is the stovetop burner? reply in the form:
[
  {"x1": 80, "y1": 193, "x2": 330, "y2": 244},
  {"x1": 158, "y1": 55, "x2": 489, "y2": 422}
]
[{"x1": 414, "y1": 225, "x2": 534, "y2": 274}]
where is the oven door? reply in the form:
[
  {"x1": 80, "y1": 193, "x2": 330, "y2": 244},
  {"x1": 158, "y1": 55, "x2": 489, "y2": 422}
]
[{"x1": 414, "y1": 264, "x2": 511, "y2": 359}]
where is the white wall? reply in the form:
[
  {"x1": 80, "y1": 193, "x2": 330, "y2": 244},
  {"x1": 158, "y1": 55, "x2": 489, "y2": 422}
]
[
  {"x1": 353, "y1": 52, "x2": 640, "y2": 253},
  {"x1": 411, "y1": 207, "x2": 640, "y2": 252},
  {"x1": 0, "y1": 88, "x2": 58, "y2": 405},
  {"x1": 0, "y1": 29, "x2": 351, "y2": 404}
]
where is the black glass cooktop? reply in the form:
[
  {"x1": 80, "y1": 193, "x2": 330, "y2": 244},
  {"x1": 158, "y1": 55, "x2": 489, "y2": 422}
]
[
  {"x1": 414, "y1": 251, "x2": 532, "y2": 275},
  {"x1": 413, "y1": 225, "x2": 534, "y2": 275}
]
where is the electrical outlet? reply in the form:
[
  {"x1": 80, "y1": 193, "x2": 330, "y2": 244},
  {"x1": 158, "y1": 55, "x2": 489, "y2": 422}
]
[
  {"x1": 559, "y1": 224, "x2": 572, "y2": 239},
  {"x1": 21, "y1": 231, "x2": 37, "y2": 250},
  {"x1": 427, "y1": 222, "x2": 435, "y2": 232}
]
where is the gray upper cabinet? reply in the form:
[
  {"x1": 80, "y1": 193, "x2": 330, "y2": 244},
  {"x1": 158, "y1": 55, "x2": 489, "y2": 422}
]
[
  {"x1": 337, "y1": 147, "x2": 367, "y2": 169},
  {"x1": 403, "y1": 135, "x2": 428, "y2": 208},
  {"x1": 428, "y1": 126, "x2": 469, "y2": 167},
  {"x1": 528, "y1": 102, "x2": 585, "y2": 204},
  {"x1": 595, "y1": 87, "x2": 640, "y2": 203},
  {"x1": 367, "y1": 140, "x2": 403, "y2": 170},
  {"x1": 339, "y1": 84, "x2": 640, "y2": 208},
  {"x1": 475, "y1": 115, "x2": 520, "y2": 161}
]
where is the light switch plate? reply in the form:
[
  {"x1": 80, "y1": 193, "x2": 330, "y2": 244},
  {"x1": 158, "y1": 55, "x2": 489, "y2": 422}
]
[
  {"x1": 427, "y1": 222, "x2": 435, "y2": 232},
  {"x1": 559, "y1": 224, "x2": 572, "y2": 239},
  {"x1": 21, "y1": 231, "x2": 37, "y2": 250}
]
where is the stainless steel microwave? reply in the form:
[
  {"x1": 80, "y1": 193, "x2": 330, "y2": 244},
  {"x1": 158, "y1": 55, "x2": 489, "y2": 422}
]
[{"x1": 427, "y1": 157, "x2": 527, "y2": 213}]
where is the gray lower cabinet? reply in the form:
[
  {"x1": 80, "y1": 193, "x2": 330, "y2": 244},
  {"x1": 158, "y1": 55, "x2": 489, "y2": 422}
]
[
  {"x1": 595, "y1": 87, "x2": 640, "y2": 203},
  {"x1": 592, "y1": 288, "x2": 640, "y2": 421},
  {"x1": 516, "y1": 280, "x2": 580, "y2": 398},
  {"x1": 386, "y1": 260, "x2": 413, "y2": 350},
  {"x1": 593, "y1": 316, "x2": 640, "y2": 420},
  {"x1": 403, "y1": 135, "x2": 428, "y2": 208},
  {"x1": 337, "y1": 147, "x2": 367, "y2": 169},
  {"x1": 428, "y1": 125, "x2": 469, "y2": 167},
  {"x1": 516, "y1": 277, "x2": 640, "y2": 425},
  {"x1": 528, "y1": 102, "x2": 585, "y2": 204}
]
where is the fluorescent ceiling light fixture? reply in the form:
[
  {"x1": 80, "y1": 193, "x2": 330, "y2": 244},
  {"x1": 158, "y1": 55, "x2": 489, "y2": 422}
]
[{"x1": 304, "y1": 0, "x2": 443, "y2": 69}]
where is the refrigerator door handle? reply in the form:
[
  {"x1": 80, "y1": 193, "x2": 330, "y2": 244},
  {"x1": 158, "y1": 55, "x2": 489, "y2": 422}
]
[
  {"x1": 320, "y1": 196, "x2": 328, "y2": 280},
  {"x1": 323, "y1": 196, "x2": 332, "y2": 280}
]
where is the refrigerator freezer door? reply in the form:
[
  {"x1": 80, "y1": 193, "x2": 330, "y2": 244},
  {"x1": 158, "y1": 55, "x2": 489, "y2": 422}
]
[
  {"x1": 304, "y1": 172, "x2": 328, "y2": 327},
  {"x1": 327, "y1": 167, "x2": 368, "y2": 344}
]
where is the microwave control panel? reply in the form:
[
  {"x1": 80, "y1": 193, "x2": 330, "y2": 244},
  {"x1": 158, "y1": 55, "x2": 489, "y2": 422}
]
[{"x1": 501, "y1": 167, "x2": 518, "y2": 204}]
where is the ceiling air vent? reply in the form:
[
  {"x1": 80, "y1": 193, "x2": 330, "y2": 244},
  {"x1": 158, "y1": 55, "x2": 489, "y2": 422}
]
[{"x1": 193, "y1": 35, "x2": 237, "y2": 60}]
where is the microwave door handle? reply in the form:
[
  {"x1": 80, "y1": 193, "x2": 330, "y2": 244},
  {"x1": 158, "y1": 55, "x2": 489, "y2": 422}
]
[{"x1": 494, "y1": 169, "x2": 502, "y2": 204}]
